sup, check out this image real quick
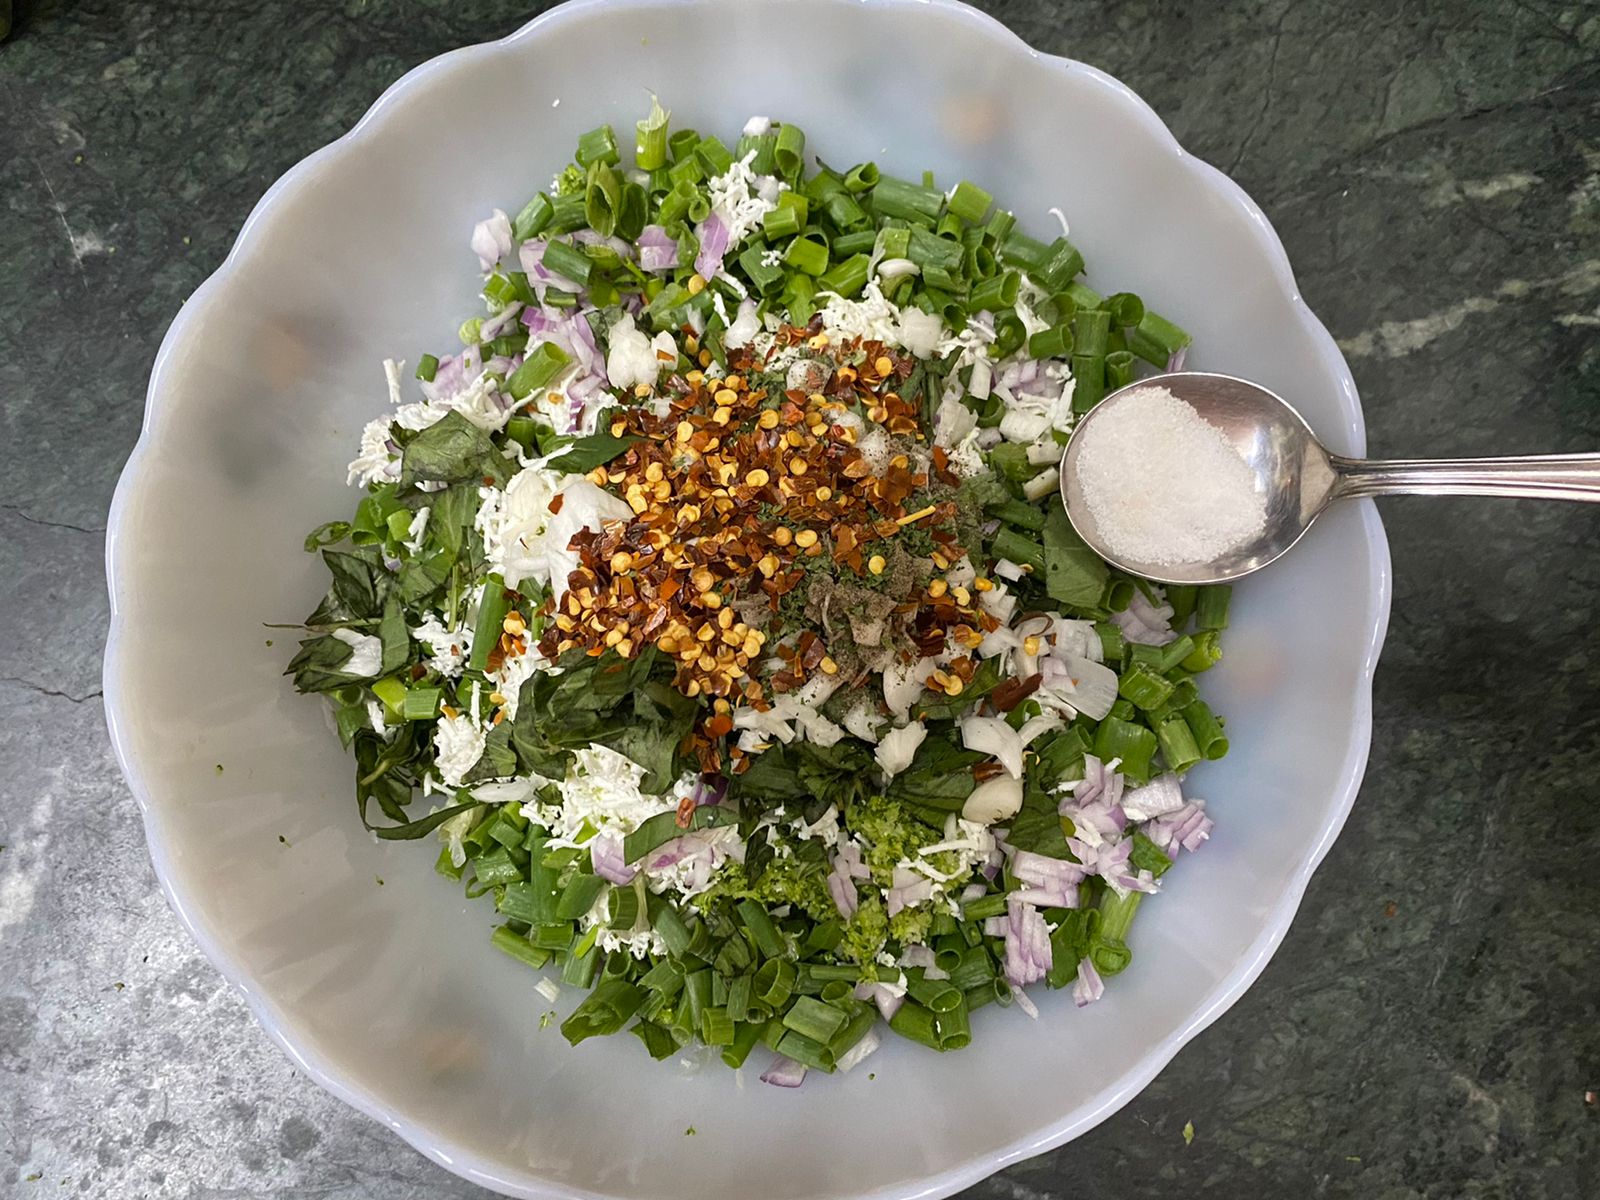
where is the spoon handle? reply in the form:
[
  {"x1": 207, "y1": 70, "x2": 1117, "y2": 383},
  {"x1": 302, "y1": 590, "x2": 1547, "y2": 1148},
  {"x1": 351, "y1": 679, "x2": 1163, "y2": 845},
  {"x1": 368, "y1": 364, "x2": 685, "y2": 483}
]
[{"x1": 1328, "y1": 453, "x2": 1600, "y2": 503}]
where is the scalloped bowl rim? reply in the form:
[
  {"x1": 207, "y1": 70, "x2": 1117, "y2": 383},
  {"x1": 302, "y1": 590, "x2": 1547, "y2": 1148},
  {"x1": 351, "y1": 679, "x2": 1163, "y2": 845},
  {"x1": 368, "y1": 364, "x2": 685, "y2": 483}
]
[{"x1": 103, "y1": 3, "x2": 1391, "y2": 1197}]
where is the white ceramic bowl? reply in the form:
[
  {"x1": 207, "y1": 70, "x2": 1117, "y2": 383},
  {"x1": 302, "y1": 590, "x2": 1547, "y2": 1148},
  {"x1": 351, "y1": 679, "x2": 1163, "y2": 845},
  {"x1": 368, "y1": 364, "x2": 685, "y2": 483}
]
[{"x1": 104, "y1": 2, "x2": 1391, "y2": 1197}]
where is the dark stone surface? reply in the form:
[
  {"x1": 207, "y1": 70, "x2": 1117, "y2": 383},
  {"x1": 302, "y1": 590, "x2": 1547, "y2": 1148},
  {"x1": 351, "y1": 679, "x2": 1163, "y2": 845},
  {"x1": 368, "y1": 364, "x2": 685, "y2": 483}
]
[{"x1": 2, "y1": 1, "x2": 1597, "y2": 1196}]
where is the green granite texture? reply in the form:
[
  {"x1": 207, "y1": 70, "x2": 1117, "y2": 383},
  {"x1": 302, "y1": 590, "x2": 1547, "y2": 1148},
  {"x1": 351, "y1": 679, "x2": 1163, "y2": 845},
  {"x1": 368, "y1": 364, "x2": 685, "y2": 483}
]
[{"x1": 2, "y1": 1, "x2": 1598, "y2": 1196}]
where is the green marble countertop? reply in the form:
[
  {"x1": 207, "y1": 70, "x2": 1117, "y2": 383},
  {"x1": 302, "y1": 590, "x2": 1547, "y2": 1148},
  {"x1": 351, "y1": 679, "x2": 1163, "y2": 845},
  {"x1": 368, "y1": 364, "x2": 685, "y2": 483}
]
[{"x1": 2, "y1": 1, "x2": 1597, "y2": 1196}]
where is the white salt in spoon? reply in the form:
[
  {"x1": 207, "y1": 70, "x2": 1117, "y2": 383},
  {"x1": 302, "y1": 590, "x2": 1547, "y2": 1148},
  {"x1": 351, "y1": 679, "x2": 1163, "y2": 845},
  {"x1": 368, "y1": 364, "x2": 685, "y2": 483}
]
[{"x1": 1060, "y1": 372, "x2": 1600, "y2": 586}]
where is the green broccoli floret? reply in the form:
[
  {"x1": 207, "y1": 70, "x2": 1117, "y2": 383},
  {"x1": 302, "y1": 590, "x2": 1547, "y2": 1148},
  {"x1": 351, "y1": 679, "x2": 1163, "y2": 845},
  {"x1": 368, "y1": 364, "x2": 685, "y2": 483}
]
[
  {"x1": 753, "y1": 854, "x2": 836, "y2": 922},
  {"x1": 889, "y1": 905, "x2": 933, "y2": 947},
  {"x1": 688, "y1": 860, "x2": 749, "y2": 914},
  {"x1": 841, "y1": 892, "x2": 888, "y2": 964},
  {"x1": 845, "y1": 795, "x2": 946, "y2": 884},
  {"x1": 690, "y1": 855, "x2": 835, "y2": 925}
]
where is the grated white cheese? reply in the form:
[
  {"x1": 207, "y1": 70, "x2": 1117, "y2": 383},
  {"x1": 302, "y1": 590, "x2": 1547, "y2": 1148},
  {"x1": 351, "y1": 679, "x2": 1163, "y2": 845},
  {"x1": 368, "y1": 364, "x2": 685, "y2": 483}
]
[
  {"x1": 331, "y1": 628, "x2": 383, "y2": 678},
  {"x1": 450, "y1": 371, "x2": 515, "y2": 432},
  {"x1": 411, "y1": 614, "x2": 470, "y2": 678},
  {"x1": 592, "y1": 923, "x2": 667, "y2": 959},
  {"x1": 540, "y1": 744, "x2": 688, "y2": 849},
  {"x1": 707, "y1": 151, "x2": 784, "y2": 247},
  {"x1": 434, "y1": 710, "x2": 487, "y2": 789},
  {"x1": 818, "y1": 279, "x2": 901, "y2": 344},
  {"x1": 393, "y1": 398, "x2": 448, "y2": 432},
  {"x1": 348, "y1": 415, "x2": 400, "y2": 487},
  {"x1": 488, "y1": 643, "x2": 546, "y2": 720},
  {"x1": 814, "y1": 279, "x2": 946, "y2": 359}
]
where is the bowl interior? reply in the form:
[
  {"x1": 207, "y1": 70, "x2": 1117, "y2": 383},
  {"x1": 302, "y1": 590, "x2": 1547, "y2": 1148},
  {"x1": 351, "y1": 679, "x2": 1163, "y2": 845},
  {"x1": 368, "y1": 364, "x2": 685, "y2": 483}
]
[{"x1": 106, "y1": 2, "x2": 1388, "y2": 1198}]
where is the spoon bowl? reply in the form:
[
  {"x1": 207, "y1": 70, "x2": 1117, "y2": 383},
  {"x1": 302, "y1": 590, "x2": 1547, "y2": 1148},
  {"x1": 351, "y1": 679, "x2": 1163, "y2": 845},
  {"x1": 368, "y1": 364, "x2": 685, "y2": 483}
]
[
  {"x1": 1060, "y1": 373, "x2": 1334, "y2": 585},
  {"x1": 1061, "y1": 371, "x2": 1600, "y2": 585}
]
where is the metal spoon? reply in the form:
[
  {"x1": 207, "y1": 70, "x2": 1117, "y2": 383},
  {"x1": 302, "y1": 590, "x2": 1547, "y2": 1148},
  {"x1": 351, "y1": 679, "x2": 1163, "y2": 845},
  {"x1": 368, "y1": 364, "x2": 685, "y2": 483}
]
[{"x1": 1059, "y1": 371, "x2": 1600, "y2": 585}]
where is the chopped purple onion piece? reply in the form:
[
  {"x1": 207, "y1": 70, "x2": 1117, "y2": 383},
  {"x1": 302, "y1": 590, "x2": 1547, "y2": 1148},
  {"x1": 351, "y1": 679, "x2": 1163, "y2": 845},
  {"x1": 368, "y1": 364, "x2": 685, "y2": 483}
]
[
  {"x1": 694, "y1": 211, "x2": 730, "y2": 281},
  {"x1": 759, "y1": 1054, "x2": 807, "y2": 1088},
  {"x1": 636, "y1": 224, "x2": 679, "y2": 272}
]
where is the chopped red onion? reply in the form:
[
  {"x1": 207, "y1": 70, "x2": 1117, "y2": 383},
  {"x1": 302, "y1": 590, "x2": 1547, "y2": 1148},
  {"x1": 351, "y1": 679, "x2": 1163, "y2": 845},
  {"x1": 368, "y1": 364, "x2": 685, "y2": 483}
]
[
  {"x1": 1166, "y1": 346, "x2": 1189, "y2": 373},
  {"x1": 853, "y1": 980, "x2": 905, "y2": 1022},
  {"x1": 1122, "y1": 772, "x2": 1185, "y2": 822},
  {"x1": 422, "y1": 352, "x2": 467, "y2": 402},
  {"x1": 899, "y1": 944, "x2": 936, "y2": 970},
  {"x1": 1110, "y1": 590, "x2": 1178, "y2": 646},
  {"x1": 760, "y1": 1054, "x2": 807, "y2": 1088},
  {"x1": 694, "y1": 211, "x2": 731, "y2": 280},
  {"x1": 590, "y1": 834, "x2": 636, "y2": 885},
  {"x1": 568, "y1": 315, "x2": 607, "y2": 382},
  {"x1": 834, "y1": 1028, "x2": 881, "y2": 1073},
  {"x1": 826, "y1": 869, "x2": 858, "y2": 920},
  {"x1": 1066, "y1": 834, "x2": 1158, "y2": 895},
  {"x1": 689, "y1": 774, "x2": 729, "y2": 808},
  {"x1": 519, "y1": 306, "x2": 559, "y2": 333},
  {"x1": 636, "y1": 224, "x2": 679, "y2": 272},
  {"x1": 470, "y1": 208, "x2": 513, "y2": 272},
  {"x1": 1142, "y1": 800, "x2": 1213, "y2": 857},
  {"x1": 479, "y1": 302, "x2": 525, "y2": 341},
  {"x1": 886, "y1": 880, "x2": 935, "y2": 917},
  {"x1": 1181, "y1": 818, "x2": 1214, "y2": 852},
  {"x1": 834, "y1": 841, "x2": 869, "y2": 879},
  {"x1": 1063, "y1": 754, "x2": 1125, "y2": 820},
  {"x1": 1072, "y1": 958, "x2": 1105, "y2": 1007},
  {"x1": 886, "y1": 867, "x2": 936, "y2": 917},
  {"x1": 1003, "y1": 896, "x2": 1052, "y2": 987},
  {"x1": 517, "y1": 239, "x2": 582, "y2": 293}
]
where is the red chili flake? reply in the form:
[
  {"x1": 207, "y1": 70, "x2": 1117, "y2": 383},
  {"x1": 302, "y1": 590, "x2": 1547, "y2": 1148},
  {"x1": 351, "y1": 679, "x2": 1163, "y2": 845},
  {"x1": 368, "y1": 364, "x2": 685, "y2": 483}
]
[
  {"x1": 972, "y1": 760, "x2": 1008, "y2": 783},
  {"x1": 675, "y1": 793, "x2": 697, "y2": 828},
  {"x1": 547, "y1": 493, "x2": 565, "y2": 515},
  {"x1": 800, "y1": 638, "x2": 827, "y2": 671},
  {"x1": 991, "y1": 672, "x2": 1043, "y2": 713}
]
